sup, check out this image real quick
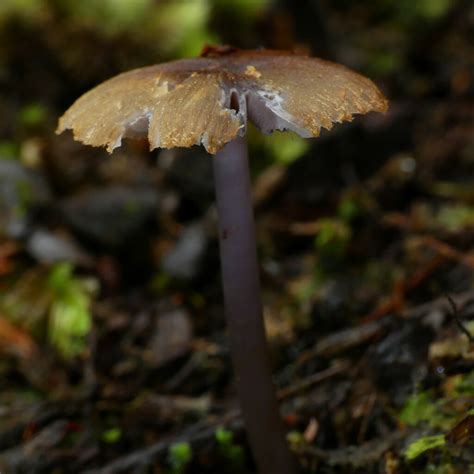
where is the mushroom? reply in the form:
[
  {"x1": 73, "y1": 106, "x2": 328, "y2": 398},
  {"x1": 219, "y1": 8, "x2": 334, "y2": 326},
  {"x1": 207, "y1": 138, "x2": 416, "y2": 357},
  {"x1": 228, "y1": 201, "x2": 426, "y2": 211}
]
[{"x1": 57, "y1": 45, "x2": 388, "y2": 474}]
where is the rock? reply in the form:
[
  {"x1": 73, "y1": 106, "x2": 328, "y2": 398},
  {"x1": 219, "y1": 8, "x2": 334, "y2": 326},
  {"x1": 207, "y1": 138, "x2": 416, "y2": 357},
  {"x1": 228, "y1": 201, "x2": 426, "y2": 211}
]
[
  {"x1": 26, "y1": 229, "x2": 92, "y2": 266},
  {"x1": 148, "y1": 309, "x2": 193, "y2": 367},
  {"x1": 0, "y1": 159, "x2": 51, "y2": 238},
  {"x1": 61, "y1": 185, "x2": 159, "y2": 247},
  {"x1": 161, "y1": 222, "x2": 208, "y2": 279}
]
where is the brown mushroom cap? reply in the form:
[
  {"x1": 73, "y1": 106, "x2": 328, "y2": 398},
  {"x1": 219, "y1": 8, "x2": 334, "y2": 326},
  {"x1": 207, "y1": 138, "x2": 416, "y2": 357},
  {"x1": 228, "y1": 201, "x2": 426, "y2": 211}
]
[{"x1": 57, "y1": 47, "x2": 388, "y2": 154}]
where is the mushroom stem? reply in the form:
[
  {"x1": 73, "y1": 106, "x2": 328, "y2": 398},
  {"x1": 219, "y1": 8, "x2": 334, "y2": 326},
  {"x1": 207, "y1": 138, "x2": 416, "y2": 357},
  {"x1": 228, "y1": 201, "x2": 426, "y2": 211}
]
[{"x1": 213, "y1": 135, "x2": 296, "y2": 474}]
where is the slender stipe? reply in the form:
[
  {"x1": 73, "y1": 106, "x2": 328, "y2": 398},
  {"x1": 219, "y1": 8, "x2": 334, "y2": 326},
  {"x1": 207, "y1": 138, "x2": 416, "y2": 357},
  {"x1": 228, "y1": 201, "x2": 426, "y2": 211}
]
[{"x1": 213, "y1": 136, "x2": 296, "y2": 474}]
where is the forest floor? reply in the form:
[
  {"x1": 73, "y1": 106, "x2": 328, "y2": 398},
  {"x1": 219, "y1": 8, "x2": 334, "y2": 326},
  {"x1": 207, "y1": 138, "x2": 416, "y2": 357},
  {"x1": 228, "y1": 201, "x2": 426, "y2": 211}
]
[{"x1": 0, "y1": 1, "x2": 473, "y2": 473}]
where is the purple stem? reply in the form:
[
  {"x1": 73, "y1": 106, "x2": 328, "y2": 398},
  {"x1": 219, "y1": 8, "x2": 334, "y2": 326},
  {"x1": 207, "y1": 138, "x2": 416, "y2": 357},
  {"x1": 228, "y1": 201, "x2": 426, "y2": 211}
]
[{"x1": 213, "y1": 136, "x2": 296, "y2": 474}]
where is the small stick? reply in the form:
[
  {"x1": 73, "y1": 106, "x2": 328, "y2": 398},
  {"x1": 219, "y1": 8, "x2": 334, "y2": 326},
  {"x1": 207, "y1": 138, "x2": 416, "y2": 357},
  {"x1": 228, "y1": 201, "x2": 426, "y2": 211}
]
[{"x1": 445, "y1": 293, "x2": 474, "y2": 347}]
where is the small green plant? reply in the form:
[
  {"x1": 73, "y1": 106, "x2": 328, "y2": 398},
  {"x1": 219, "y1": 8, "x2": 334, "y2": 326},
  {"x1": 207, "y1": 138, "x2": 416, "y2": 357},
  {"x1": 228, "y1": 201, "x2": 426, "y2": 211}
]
[
  {"x1": 47, "y1": 263, "x2": 94, "y2": 359},
  {"x1": 405, "y1": 434, "x2": 446, "y2": 461},
  {"x1": 1, "y1": 263, "x2": 95, "y2": 360},
  {"x1": 215, "y1": 427, "x2": 245, "y2": 468},
  {"x1": 315, "y1": 218, "x2": 352, "y2": 260},
  {"x1": 338, "y1": 197, "x2": 360, "y2": 222},
  {"x1": 168, "y1": 442, "x2": 192, "y2": 474},
  {"x1": 102, "y1": 427, "x2": 122, "y2": 444}
]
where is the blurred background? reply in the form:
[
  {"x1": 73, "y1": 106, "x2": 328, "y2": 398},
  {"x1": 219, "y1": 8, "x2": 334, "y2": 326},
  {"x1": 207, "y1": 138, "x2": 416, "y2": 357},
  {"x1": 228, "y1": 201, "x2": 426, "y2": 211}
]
[{"x1": 0, "y1": 0, "x2": 473, "y2": 472}]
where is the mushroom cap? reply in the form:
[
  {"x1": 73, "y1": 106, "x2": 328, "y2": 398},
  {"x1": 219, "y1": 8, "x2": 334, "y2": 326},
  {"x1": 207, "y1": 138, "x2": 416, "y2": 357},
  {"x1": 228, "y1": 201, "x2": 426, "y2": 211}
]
[{"x1": 57, "y1": 46, "x2": 388, "y2": 154}]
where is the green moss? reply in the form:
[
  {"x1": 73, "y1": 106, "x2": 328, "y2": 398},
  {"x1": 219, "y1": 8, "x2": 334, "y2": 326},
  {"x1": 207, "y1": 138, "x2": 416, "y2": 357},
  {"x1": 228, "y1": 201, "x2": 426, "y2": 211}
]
[
  {"x1": 399, "y1": 391, "x2": 452, "y2": 430},
  {"x1": 453, "y1": 372, "x2": 474, "y2": 396},
  {"x1": 400, "y1": 373, "x2": 474, "y2": 470}
]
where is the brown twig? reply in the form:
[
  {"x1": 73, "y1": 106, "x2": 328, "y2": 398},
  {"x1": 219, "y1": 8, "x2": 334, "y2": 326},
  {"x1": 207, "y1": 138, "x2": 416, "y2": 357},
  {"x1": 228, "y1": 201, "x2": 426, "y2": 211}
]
[
  {"x1": 361, "y1": 255, "x2": 445, "y2": 323},
  {"x1": 278, "y1": 360, "x2": 350, "y2": 400},
  {"x1": 0, "y1": 313, "x2": 37, "y2": 359},
  {"x1": 0, "y1": 241, "x2": 20, "y2": 276},
  {"x1": 416, "y1": 235, "x2": 474, "y2": 269},
  {"x1": 445, "y1": 293, "x2": 474, "y2": 347}
]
